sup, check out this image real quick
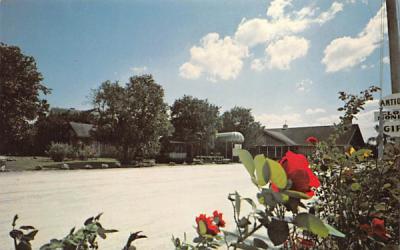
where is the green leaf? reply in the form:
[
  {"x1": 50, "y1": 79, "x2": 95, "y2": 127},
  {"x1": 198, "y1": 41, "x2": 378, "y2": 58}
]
[
  {"x1": 272, "y1": 192, "x2": 289, "y2": 204},
  {"x1": 22, "y1": 229, "x2": 38, "y2": 241},
  {"x1": 283, "y1": 190, "x2": 311, "y2": 200},
  {"x1": 238, "y1": 149, "x2": 255, "y2": 177},
  {"x1": 234, "y1": 243, "x2": 259, "y2": 250},
  {"x1": 198, "y1": 220, "x2": 207, "y2": 235},
  {"x1": 268, "y1": 219, "x2": 289, "y2": 246},
  {"x1": 293, "y1": 213, "x2": 329, "y2": 238},
  {"x1": 12, "y1": 214, "x2": 18, "y2": 227},
  {"x1": 253, "y1": 238, "x2": 269, "y2": 249},
  {"x1": 19, "y1": 226, "x2": 35, "y2": 230},
  {"x1": 324, "y1": 223, "x2": 345, "y2": 238},
  {"x1": 235, "y1": 192, "x2": 241, "y2": 218},
  {"x1": 383, "y1": 183, "x2": 391, "y2": 189},
  {"x1": 350, "y1": 183, "x2": 361, "y2": 191},
  {"x1": 254, "y1": 154, "x2": 267, "y2": 186},
  {"x1": 242, "y1": 198, "x2": 257, "y2": 211},
  {"x1": 266, "y1": 158, "x2": 287, "y2": 189}
]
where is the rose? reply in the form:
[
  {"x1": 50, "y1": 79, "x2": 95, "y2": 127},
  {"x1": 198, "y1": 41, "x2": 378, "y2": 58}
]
[
  {"x1": 306, "y1": 136, "x2": 318, "y2": 144},
  {"x1": 371, "y1": 218, "x2": 389, "y2": 240},
  {"x1": 359, "y1": 218, "x2": 389, "y2": 241},
  {"x1": 196, "y1": 214, "x2": 220, "y2": 236},
  {"x1": 272, "y1": 151, "x2": 320, "y2": 197},
  {"x1": 213, "y1": 210, "x2": 225, "y2": 228}
]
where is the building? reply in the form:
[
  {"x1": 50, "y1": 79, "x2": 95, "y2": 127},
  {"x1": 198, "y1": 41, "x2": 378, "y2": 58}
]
[
  {"x1": 68, "y1": 122, "x2": 95, "y2": 145},
  {"x1": 249, "y1": 124, "x2": 365, "y2": 159}
]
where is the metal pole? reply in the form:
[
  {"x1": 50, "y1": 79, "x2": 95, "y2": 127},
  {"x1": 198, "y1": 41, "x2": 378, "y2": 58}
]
[{"x1": 386, "y1": 0, "x2": 400, "y2": 94}]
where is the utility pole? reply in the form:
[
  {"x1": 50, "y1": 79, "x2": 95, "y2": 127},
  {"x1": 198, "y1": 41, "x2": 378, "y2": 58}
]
[{"x1": 386, "y1": 0, "x2": 400, "y2": 94}]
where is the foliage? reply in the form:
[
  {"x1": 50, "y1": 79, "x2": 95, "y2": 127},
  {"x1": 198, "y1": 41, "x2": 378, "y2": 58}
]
[
  {"x1": 34, "y1": 109, "x2": 96, "y2": 154},
  {"x1": 9, "y1": 214, "x2": 38, "y2": 250},
  {"x1": 48, "y1": 142, "x2": 74, "y2": 162},
  {"x1": 10, "y1": 213, "x2": 146, "y2": 250},
  {"x1": 0, "y1": 43, "x2": 50, "y2": 154},
  {"x1": 76, "y1": 145, "x2": 96, "y2": 160},
  {"x1": 309, "y1": 87, "x2": 400, "y2": 249},
  {"x1": 220, "y1": 106, "x2": 265, "y2": 148},
  {"x1": 174, "y1": 149, "x2": 344, "y2": 249},
  {"x1": 170, "y1": 95, "x2": 220, "y2": 157},
  {"x1": 92, "y1": 75, "x2": 172, "y2": 163},
  {"x1": 173, "y1": 211, "x2": 225, "y2": 249}
]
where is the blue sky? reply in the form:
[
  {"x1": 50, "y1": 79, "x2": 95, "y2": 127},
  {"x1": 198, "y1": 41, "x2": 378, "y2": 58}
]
[{"x1": 0, "y1": 0, "x2": 394, "y2": 139}]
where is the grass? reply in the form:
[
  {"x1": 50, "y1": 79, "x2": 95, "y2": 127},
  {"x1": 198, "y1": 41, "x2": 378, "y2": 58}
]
[{"x1": 2, "y1": 156, "x2": 118, "y2": 171}]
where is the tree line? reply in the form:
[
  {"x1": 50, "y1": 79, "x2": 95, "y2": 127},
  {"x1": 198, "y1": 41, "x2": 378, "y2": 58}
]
[{"x1": 0, "y1": 43, "x2": 264, "y2": 162}]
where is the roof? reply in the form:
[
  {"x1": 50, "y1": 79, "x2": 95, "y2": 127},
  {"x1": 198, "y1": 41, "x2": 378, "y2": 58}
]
[
  {"x1": 265, "y1": 130, "x2": 296, "y2": 146},
  {"x1": 216, "y1": 132, "x2": 245, "y2": 143},
  {"x1": 263, "y1": 124, "x2": 363, "y2": 146},
  {"x1": 69, "y1": 122, "x2": 94, "y2": 138}
]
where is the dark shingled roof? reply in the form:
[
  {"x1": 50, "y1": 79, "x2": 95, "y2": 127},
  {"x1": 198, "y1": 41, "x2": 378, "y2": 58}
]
[
  {"x1": 69, "y1": 122, "x2": 94, "y2": 138},
  {"x1": 265, "y1": 124, "x2": 363, "y2": 146}
]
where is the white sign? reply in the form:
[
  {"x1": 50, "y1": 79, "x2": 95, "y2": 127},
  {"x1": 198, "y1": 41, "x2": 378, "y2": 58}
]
[
  {"x1": 380, "y1": 93, "x2": 400, "y2": 109},
  {"x1": 382, "y1": 120, "x2": 400, "y2": 137},
  {"x1": 374, "y1": 110, "x2": 400, "y2": 121},
  {"x1": 232, "y1": 144, "x2": 242, "y2": 157}
]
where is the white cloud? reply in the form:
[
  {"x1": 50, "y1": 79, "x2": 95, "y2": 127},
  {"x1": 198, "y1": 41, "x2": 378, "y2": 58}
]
[
  {"x1": 251, "y1": 36, "x2": 309, "y2": 70},
  {"x1": 267, "y1": 0, "x2": 292, "y2": 19},
  {"x1": 265, "y1": 36, "x2": 309, "y2": 70},
  {"x1": 361, "y1": 64, "x2": 374, "y2": 70},
  {"x1": 322, "y1": 5, "x2": 386, "y2": 72},
  {"x1": 181, "y1": 0, "x2": 344, "y2": 80},
  {"x1": 179, "y1": 63, "x2": 202, "y2": 79},
  {"x1": 130, "y1": 66, "x2": 148, "y2": 74},
  {"x1": 235, "y1": 1, "x2": 343, "y2": 48},
  {"x1": 179, "y1": 33, "x2": 249, "y2": 81},
  {"x1": 296, "y1": 79, "x2": 313, "y2": 92},
  {"x1": 383, "y1": 56, "x2": 390, "y2": 64},
  {"x1": 255, "y1": 113, "x2": 304, "y2": 128},
  {"x1": 315, "y1": 114, "x2": 339, "y2": 125},
  {"x1": 305, "y1": 108, "x2": 326, "y2": 115}
]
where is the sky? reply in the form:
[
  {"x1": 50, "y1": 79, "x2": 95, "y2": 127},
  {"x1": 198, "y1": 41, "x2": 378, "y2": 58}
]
[{"x1": 0, "y1": 0, "x2": 396, "y2": 140}]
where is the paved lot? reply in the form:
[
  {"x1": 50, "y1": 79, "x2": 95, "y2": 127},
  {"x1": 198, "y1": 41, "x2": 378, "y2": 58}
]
[{"x1": 0, "y1": 164, "x2": 258, "y2": 249}]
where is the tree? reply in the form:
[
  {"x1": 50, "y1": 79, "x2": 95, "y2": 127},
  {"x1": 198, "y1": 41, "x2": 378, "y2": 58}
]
[
  {"x1": 0, "y1": 43, "x2": 50, "y2": 154},
  {"x1": 34, "y1": 109, "x2": 96, "y2": 154},
  {"x1": 220, "y1": 106, "x2": 265, "y2": 148},
  {"x1": 92, "y1": 75, "x2": 171, "y2": 163},
  {"x1": 170, "y1": 95, "x2": 220, "y2": 156}
]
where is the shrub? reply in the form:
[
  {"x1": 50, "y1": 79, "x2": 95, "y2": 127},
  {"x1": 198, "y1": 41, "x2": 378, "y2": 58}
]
[
  {"x1": 47, "y1": 142, "x2": 73, "y2": 162},
  {"x1": 9, "y1": 213, "x2": 146, "y2": 250},
  {"x1": 76, "y1": 145, "x2": 95, "y2": 160}
]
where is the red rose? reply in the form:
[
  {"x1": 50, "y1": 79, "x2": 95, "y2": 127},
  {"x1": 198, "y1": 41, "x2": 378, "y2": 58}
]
[
  {"x1": 213, "y1": 210, "x2": 226, "y2": 228},
  {"x1": 371, "y1": 218, "x2": 389, "y2": 240},
  {"x1": 306, "y1": 136, "x2": 318, "y2": 144},
  {"x1": 272, "y1": 151, "x2": 320, "y2": 197},
  {"x1": 196, "y1": 214, "x2": 220, "y2": 236},
  {"x1": 360, "y1": 223, "x2": 372, "y2": 235},
  {"x1": 298, "y1": 238, "x2": 314, "y2": 248}
]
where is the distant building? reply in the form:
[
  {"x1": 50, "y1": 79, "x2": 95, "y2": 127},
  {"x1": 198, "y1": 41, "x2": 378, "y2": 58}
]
[
  {"x1": 68, "y1": 122, "x2": 95, "y2": 145},
  {"x1": 249, "y1": 124, "x2": 365, "y2": 159}
]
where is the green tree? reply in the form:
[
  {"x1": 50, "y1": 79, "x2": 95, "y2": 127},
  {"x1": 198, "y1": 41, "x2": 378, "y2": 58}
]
[
  {"x1": 34, "y1": 109, "x2": 96, "y2": 154},
  {"x1": 220, "y1": 106, "x2": 265, "y2": 148},
  {"x1": 0, "y1": 43, "x2": 50, "y2": 154},
  {"x1": 170, "y1": 95, "x2": 220, "y2": 156},
  {"x1": 92, "y1": 75, "x2": 171, "y2": 163}
]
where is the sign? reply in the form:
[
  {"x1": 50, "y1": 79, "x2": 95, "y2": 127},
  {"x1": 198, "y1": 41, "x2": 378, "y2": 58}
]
[
  {"x1": 382, "y1": 120, "x2": 400, "y2": 137},
  {"x1": 374, "y1": 110, "x2": 400, "y2": 121},
  {"x1": 232, "y1": 144, "x2": 242, "y2": 157},
  {"x1": 380, "y1": 93, "x2": 400, "y2": 109}
]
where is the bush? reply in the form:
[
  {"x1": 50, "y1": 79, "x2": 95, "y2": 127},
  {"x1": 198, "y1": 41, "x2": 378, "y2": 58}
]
[
  {"x1": 47, "y1": 143, "x2": 73, "y2": 162},
  {"x1": 76, "y1": 145, "x2": 95, "y2": 160}
]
